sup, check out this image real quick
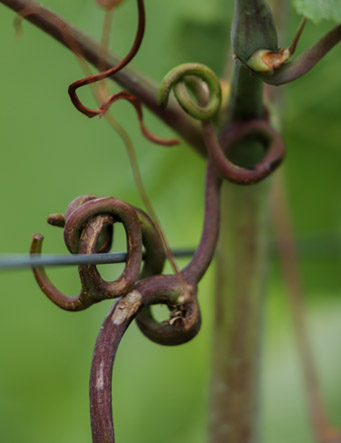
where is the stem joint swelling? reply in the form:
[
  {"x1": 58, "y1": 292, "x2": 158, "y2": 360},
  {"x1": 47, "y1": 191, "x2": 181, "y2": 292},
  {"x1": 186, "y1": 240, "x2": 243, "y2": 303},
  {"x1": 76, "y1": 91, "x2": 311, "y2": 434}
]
[{"x1": 244, "y1": 17, "x2": 307, "y2": 74}]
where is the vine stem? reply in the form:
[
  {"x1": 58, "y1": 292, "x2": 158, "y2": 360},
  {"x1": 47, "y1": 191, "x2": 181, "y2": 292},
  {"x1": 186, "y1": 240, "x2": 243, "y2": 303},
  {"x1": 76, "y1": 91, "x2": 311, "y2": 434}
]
[
  {"x1": 90, "y1": 295, "x2": 139, "y2": 443},
  {"x1": 209, "y1": 179, "x2": 271, "y2": 443},
  {"x1": 0, "y1": 0, "x2": 205, "y2": 154},
  {"x1": 260, "y1": 24, "x2": 341, "y2": 86},
  {"x1": 208, "y1": 1, "x2": 282, "y2": 442}
]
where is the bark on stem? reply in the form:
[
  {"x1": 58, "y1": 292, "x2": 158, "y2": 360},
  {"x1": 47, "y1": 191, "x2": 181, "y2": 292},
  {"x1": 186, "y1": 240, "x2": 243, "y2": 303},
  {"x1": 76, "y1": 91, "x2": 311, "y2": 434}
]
[{"x1": 209, "y1": 179, "x2": 271, "y2": 443}]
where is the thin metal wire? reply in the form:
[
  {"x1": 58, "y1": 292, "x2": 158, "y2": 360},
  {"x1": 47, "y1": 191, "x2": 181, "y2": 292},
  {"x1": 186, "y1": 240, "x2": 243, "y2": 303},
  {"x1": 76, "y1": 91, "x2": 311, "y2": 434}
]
[
  {"x1": 0, "y1": 233, "x2": 340, "y2": 271},
  {"x1": 0, "y1": 249, "x2": 195, "y2": 271}
]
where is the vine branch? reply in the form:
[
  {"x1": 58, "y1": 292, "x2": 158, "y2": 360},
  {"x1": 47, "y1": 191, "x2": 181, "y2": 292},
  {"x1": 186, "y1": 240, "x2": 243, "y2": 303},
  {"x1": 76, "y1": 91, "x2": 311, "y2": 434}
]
[
  {"x1": 260, "y1": 24, "x2": 341, "y2": 86},
  {"x1": 0, "y1": 0, "x2": 205, "y2": 153}
]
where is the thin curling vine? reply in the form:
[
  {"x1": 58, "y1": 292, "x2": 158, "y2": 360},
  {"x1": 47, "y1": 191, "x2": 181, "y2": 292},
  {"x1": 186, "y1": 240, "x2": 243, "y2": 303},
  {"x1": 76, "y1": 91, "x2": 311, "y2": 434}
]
[
  {"x1": 30, "y1": 195, "x2": 165, "y2": 310},
  {"x1": 159, "y1": 63, "x2": 285, "y2": 184},
  {"x1": 68, "y1": 0, "x2": 145, "y2": 118},
  {"x1": 158, "y1": 63, "x2": 222, "y2": 120},
  {"x1": 29, "y1": 143, "x2": 221, "y2": 442},
  {"x1": 68, "y1": 0, "x2": 178, "y2": 147},
  {"x1": 97, "y1": 90, "x2": 180, "y2": 146}
]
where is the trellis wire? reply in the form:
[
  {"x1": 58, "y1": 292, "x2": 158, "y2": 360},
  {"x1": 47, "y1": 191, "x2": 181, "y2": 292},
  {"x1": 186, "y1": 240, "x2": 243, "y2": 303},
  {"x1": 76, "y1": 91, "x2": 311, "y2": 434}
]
[
  {"x1": 0, "y1": 249, "x2": 195, "y2": 271},
  {"x1": 0, "y1": 232, "x2": 340, "y2": 271}
]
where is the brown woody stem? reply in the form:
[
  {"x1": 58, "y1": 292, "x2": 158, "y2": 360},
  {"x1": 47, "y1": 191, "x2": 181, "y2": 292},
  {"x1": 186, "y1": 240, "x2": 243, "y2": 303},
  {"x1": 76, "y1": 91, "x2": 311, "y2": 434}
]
[{"x1": 90, "y1": 295, "x2": 142, "y2": 443}]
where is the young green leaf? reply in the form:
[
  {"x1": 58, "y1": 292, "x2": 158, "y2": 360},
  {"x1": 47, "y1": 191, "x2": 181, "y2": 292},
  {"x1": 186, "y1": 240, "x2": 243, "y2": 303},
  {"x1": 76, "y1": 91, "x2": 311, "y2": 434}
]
[{"x1": 292, "y1": 0, "x2": 341, "y2": 24}]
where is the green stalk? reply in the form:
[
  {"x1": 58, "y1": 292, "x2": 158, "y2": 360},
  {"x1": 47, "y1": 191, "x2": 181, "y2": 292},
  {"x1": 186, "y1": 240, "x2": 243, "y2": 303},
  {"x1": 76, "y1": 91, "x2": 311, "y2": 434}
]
[
  {"x1": 228, "y1": 61, "x2": 264, "y2": 121},
  {"x1": 228, "y1": 0, "x2": 278, "y2": 122},
  {"x1": 209, "y1": 180, "x2": 271, "y2": 443},
  {"x1": 209, "y1": 1, "x2": 279, "y2": 442}
]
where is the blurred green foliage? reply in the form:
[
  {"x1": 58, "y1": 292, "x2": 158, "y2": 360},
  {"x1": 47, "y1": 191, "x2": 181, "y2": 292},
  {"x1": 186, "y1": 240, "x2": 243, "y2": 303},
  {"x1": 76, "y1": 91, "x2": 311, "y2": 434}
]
[
  {"x1": 0, "y1": 1, "x2": 340, "y2": 442},
  {"x1": 292, "y1": 0, "x2": 341, "y2": 24}
]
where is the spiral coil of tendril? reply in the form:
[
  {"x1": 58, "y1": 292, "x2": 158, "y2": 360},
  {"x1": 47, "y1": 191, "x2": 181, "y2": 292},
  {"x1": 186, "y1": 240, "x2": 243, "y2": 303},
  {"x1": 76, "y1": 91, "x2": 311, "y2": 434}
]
[
  {"x1": 30, "y1": 192, "x2": 211, "y2": 345},
  {"x1": 159, "y1": 62, "x2": 285, "y2": 184},
  {"x1": 31, "y1": 195, "x2": 158, "y2": 310},
  {"x1": 31, "y1": 140, "x2": 221, "y2": 343}
]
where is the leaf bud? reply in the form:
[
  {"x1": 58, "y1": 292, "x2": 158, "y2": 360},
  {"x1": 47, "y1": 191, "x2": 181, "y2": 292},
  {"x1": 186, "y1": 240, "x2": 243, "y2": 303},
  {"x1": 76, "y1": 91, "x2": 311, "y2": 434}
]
[{"x1": 247, "y1": 48, "x2": 291, "y2": 73}]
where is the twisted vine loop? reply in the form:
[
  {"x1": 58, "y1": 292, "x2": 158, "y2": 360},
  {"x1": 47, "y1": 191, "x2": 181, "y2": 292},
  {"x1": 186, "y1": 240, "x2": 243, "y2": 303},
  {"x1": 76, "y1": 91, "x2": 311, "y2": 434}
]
[
  {"x1": 30, "y1": 150, "x2": 220, "y2": 334},
  {"x1": 205, "y1": 119, "x2": 285, "y2": 184},
  {"x1": 158, "y1": 63, "x2": 222, "y2": 120},
  {"x1": 30, "y1": 195, "x2": 167, "y2": 311},
  {"x1": 159, "y1": 63, "x2": 285, "y2": 184},
  {"x1": 135, "y1": 276, "x2": 201, "y2": 346},
  {"x1": 97, "y1": 90, "x2": 179, "y2": 146},
  {"x1": 30, "y1": 190, "x2": 207, "y2": 337},
  {"x1": 68, "y1": 0, "x2": 145, "y2": 118}
]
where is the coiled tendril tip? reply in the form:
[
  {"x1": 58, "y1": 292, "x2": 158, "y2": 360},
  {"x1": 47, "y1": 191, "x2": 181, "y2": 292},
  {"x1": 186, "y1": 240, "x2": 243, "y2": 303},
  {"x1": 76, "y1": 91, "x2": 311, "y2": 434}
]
[{"x1": 158, "y1": 63, "x2": 222, "y2": 121}]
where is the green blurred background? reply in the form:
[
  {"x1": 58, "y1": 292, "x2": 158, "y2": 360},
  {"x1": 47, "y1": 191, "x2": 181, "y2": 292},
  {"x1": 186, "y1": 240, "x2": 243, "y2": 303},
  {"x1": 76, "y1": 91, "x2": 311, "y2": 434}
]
[{"x1": 0, "y1": 1, "x2": 340, "y2": 442}]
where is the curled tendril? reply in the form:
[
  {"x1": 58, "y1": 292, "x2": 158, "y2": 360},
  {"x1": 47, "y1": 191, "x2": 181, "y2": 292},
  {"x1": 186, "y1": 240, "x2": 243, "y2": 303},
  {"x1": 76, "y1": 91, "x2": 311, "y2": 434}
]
[
  {"x1": 203, "y1": 119, "x2": 285, "y2": 185},
  {"x1": 134, "y1": 276, "x2": 201, "y2": 346},
  {"x1": 30, "y1": 195, "x2": 166, "y2": 310},
  {"x1": 64, "y1": 197, "x2": 143, "y2": 299},
  {"x1": 159, "y1": 63, "x2": 285, "y2": 184},
  {"x1": 67, "y1": 0, "x2": 177, "y2": 147},
  {"x1": 68, "y1": 0, "x2": 145, "y2": 117},
  {"x1": 158, "y1": 63, "x2": 222, "y2": 120},
  {"x1": 98, "y1": 90, "x2": 179, "y2": 146}
]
